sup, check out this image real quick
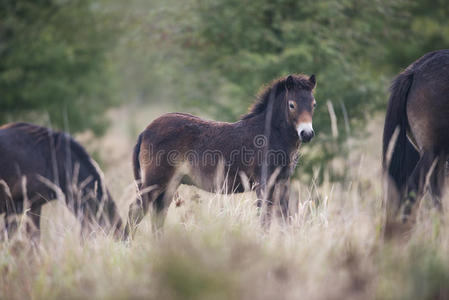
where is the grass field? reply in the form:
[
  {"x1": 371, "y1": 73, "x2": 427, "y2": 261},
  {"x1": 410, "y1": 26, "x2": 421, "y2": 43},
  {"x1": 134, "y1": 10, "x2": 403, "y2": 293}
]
[{"x1": 1, "y1": 104, "x2": 448, "y2": 300}]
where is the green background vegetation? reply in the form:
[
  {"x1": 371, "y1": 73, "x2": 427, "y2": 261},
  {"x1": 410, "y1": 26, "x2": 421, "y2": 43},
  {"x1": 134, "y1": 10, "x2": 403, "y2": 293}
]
[{"x1": 1, "y1": 0, "x2": 448, "y2": 177}]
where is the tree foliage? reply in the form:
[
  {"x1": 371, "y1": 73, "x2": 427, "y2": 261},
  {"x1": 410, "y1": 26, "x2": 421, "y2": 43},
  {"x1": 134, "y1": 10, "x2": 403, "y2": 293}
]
[
  {"x1": 171, "y1": 0, "x2": 405, "y2": 178},
  {"x1": 135, "y1": 0, "x2": 445, "y2": 179},
  {"x1": 0, "y1": 0, "x2": 119, "y2": 133},
  {"x1": 1, "y1": 0, "x2": 448, "y2": 178}
]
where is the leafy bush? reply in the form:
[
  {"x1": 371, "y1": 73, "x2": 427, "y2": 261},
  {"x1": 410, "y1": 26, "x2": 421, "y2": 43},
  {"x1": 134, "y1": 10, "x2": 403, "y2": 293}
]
[{"x1": 0, "y1": 0, "x2": 119, "y2": 134}]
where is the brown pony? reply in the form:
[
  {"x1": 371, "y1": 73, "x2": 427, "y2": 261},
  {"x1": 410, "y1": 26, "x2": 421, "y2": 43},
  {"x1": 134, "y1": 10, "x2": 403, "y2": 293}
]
[
  {"x1": 383, "y1": 49, "x2": 449, "y2": 235},
  {"x1": 0, "y1": 122, "x2": 123, "y2": 241},
  {"x1": 126, "y1": 74, "x2": 317, "y2": 236}
]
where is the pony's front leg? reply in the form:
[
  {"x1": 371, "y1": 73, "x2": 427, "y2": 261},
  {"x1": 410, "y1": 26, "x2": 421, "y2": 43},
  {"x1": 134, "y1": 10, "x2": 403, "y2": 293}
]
[
  {"x1": 402, "y1": 150, "x2": 438, "y2": 223},
  {"x1": 255, "y1": 187, "x2": 263, "y2": 214},
  {"x1": 260, "y1": 185, "x2": 275, "y2": 231},
  {"x1": 277, "y1": 180, "x2": 291, "y2": 224},
  {"x1": 260, "y1": 180, "x2": 291, "y2": 230}
]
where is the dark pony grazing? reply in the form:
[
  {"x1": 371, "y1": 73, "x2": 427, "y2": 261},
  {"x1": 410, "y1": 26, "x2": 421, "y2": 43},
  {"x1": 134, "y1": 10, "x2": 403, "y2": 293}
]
[
  {"x1": 383, "y1": 49, "x2": 449, "y2": 237},
  {"x1": 126, "y1": 74, "x2": 317, "y2": 237},
  {"x1": 0, "y1": 122, "x2": 123, "y2": 242}
]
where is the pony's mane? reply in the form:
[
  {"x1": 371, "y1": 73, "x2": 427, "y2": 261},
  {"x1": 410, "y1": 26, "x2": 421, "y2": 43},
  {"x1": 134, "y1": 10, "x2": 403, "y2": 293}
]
[{"x1": 241, "y1": 74, "x2": 314, "y2": 120}]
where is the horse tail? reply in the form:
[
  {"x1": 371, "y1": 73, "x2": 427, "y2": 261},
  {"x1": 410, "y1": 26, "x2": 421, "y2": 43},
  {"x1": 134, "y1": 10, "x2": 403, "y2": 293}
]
[
  {"x1": 382, "y1": 71, "x2": 419, "y2": 195},
  {"x1": 133, "y1": 133, "x2": 143, "y2": 189}
]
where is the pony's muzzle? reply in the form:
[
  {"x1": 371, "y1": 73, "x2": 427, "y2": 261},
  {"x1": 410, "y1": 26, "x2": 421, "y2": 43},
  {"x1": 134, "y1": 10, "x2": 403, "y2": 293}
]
[
  {"x1": 297, "y1": 122, "x2": 314, "y2": 143},
  {"x1": 300, "y1": 130, "x2": 314, "y2": 143}
]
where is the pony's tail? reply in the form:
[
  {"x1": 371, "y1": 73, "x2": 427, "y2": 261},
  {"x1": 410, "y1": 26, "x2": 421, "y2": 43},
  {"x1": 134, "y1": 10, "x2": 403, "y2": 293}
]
[
  {"x1": 382, "y1": 71, "x2": 419, "y2": 195},
  {"x1": 133, "y1": 133, "x2": 143, "y2": 189}
]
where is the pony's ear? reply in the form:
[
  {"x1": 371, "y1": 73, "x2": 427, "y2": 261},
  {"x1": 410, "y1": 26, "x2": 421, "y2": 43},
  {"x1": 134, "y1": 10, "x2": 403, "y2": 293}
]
[
  {"x1": 309, "y1": 74, "x2": 316, "y2": 88},
  {"x1": 286, "y1": 75, "x2": 294, "y2": 90}
]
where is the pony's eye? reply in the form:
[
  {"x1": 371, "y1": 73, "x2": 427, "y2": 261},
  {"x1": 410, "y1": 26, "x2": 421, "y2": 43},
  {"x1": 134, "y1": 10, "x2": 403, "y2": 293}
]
[
  {"x1": 313, "y1": 102, "x2": 317, "y2": 108},
  {"x1": 289, "y1": 102, "x2": 295, "y2": 110}
]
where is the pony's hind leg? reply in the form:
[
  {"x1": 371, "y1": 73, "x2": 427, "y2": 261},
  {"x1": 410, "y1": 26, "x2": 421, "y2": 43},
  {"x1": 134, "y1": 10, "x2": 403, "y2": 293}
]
[
  {"x1": 126, "y1": 186, "x2": 158, "y2": 237},
  {"x1": 126, "y1": 162, "x2": 181, "y2": 238},
  {"x1": 150, "y1": 174, "x2": 181, "y2": 236},
  {"x1": 150, "y1": 191, "x2": 170, "y2": 237},
  {"x1": 126, "y1": 181, "x2": 177, "y2": 238},
  {"x1": 127, "y1": 187, "x2": 176, "y2": 238},
  {"x1": 403, "y1": 150, "x2": 437, "y2": 221},
  {"x1": 429, "y1": 154, "x2": 447, "y2": 211}
]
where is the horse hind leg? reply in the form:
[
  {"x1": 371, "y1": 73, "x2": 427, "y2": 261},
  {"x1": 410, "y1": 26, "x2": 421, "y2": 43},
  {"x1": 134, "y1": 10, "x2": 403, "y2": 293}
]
[
  {"x1": 150, "y1": 191, "x2": 169, "y2": 237},
  {"x1": 126, "y1": 186, "x2": 156, "y2": 237},
  {"x1": 126, "y1": 182, "x2": 173, "y2": 236},
  {"x1": 126, "y1": 163, "x2": 182, "y2": 238},
  {"x1": 150, "y1": 173, "x2": 182, "y2": 237},
  {"x1": 429, "y1": 154, "x2": 447, "y2": 211},
  {"x1": 126, "y1": 186, "x2": 176, "y2": 238},
  {"x1": 403, "y1": 150, "x2": 438, "y2": 222}
]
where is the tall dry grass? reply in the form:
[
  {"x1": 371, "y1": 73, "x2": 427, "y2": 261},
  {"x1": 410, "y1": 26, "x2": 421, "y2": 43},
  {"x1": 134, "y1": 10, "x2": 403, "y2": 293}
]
[{"x1": 1, "y1": 104, "x2": 448, "y2": 300}]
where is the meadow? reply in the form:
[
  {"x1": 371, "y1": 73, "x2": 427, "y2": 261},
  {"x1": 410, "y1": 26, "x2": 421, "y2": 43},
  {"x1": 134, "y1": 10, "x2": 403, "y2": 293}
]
[
  {"x1": 1, "y1": 104, "x2": 448, "y2": 300},
  {"x1": 2, "y1": 1, "x2": 449, "y2": 299}
]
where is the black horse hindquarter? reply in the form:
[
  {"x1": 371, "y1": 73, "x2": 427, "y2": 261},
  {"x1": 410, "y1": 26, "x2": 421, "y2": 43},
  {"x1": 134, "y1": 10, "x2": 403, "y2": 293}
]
[{"x1": 383, "y1": 49, "x2": 449, "y2": 236}]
